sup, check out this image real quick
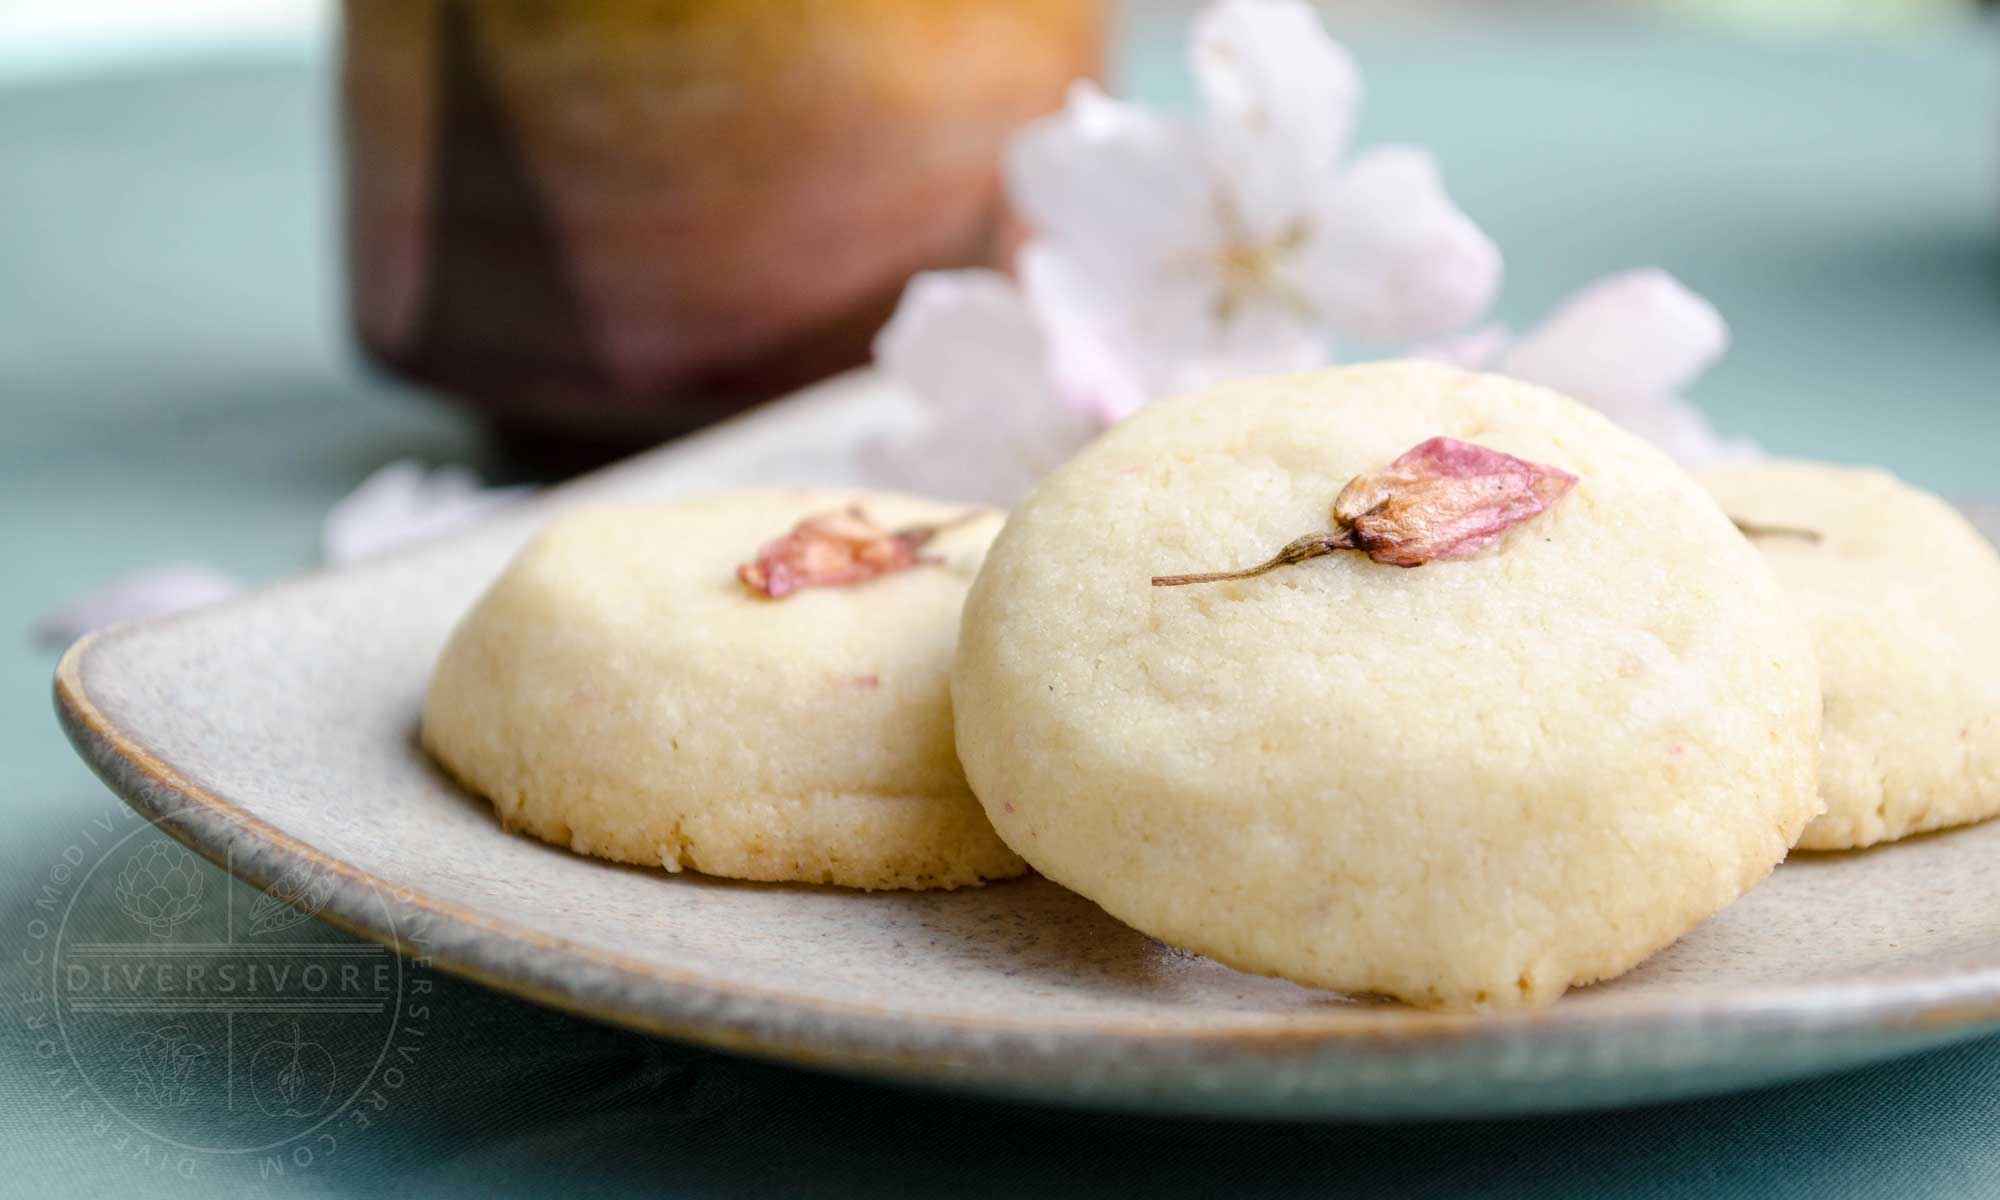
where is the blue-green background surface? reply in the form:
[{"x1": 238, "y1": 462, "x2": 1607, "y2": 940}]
[{"x1": 3, "y1": 17, "x2": 1998, "y2": 1197}]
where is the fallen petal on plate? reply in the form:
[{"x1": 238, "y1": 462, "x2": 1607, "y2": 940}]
[
  {"x1": 322, "y1": 461, "x2": 527, "y2": 564},
  {"x1": 33, "y1": 563, "x2": 241, "y2": 646}
]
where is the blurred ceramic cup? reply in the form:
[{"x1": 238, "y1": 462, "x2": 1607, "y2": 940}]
[{"x1": 342, "y1": 0, "x2": 1104, "y2": 463}]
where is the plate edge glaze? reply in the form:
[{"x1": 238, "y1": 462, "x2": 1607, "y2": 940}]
[{"x1": 55, "y1": 618, "x2": 2000, "y2": 1118}]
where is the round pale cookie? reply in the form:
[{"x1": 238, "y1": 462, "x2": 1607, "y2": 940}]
[
  {"x1": 423, "y1": 488, "x2": 1027, "y2": 890},
  {"x1": 1701, "y1": 460, "x2": 2000, "y2": 851},
  {"x1": 953, "y1": 362, "x2": 1821, "y2": 1010}
]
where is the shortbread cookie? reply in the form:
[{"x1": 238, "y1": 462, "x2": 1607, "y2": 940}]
[
  {"x1": 423, "y1": 489, "x2": 1026, "y2": 889},
  {"x1": 953, "y1": 362, "x2": 1821, "y2": 1010},
  {"x1": 1702, "y1": 460, "x2": 2000, "y2": 851}
]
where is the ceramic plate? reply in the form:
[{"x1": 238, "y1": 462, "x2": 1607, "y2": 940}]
[{"x1": 54, "y1": 372, "x2": 2000, "y2": 1119}]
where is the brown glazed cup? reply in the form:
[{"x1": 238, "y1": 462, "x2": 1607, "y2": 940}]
[{"x1": 342, "y1": 0, "x2": 1106, "y2": 461}]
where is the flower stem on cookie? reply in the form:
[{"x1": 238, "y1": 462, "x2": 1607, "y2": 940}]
[
  {"x1": 1729, "y1": 517, "x2": 1822, "y2": 543},
  {"x1": 739, "y1": 508, "x2": 966, "y2": 599},
  {"x1": 1153, "y1": 437, "x2": 1576, "y2": 585}
]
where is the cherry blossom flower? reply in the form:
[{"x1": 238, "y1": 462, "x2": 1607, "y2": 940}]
[
  {"x1": 1423, "y1": 269, "x2": 1760, "y2": 466},
  {"x1": 871, "y1": 0, "x2": 1500, "y2": 504},
  {"x1": 1008, "y1": 0, "x2": 1499, "y2": 387}
]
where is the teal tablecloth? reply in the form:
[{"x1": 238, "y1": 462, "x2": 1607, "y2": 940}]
[{"x1": 4, "y1": 22, "x2": 1999, "y2": 1198}]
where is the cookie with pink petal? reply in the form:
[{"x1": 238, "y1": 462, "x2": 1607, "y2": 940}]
[
  {"x1": 424, "y1": 489, "x2": 1023, "y2": 890},
  {"x1": 953, "y1": 361, "x2": 1821, "y2": 1010}
]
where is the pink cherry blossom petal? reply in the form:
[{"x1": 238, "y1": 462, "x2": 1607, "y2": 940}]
[
  {"x1": 1333, "y1": 436, "x2": 1576, "y2": 566},
  {"x1": 1154, "y1": 437, "x2": 1575, "y2": 585},
  {"x1": 737, "y1": 508, "x2": 935, "y2": 599},
  {"x1": 1293, "y1": 146, "x2": 1502, "y2": 345}
]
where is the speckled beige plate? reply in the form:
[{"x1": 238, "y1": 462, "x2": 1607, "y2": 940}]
[{"x1": 54, "y1": 372, "x2": 2000, "y2": 1119}]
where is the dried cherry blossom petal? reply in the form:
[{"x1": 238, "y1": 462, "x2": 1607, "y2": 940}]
[
  {"x1": 1153, "y1": 437, "x2": 1574, "y2": 585},
  {"x1": 737, "y1": 508, "x2": 936, "y2": 599},
  {"x1": 1333, "y1": 437, "x2": 1576, "y2": 566}
]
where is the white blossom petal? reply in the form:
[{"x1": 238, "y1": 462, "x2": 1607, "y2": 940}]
[
  {"x1": 1161, "y1": 299, "x2": 1330, "y2": 397},
  {"x1": 33, "y1": 563, "x2": 241, "y2": 647},
  {"x1": 1003, "y1": 82, "x2": 1211, "y2": 305},
  {"x1": 1411, "y1": 324, "x2": 1511, "y2": 371},
  {"x1": 1193, "y1": 0, "x2": 1360, "y2": 241},
  {"x1": 1496, "y1": 268, "x2": 1729, "y2": 409},
  {"x1": 1017, "y1": 241, "x2": 1214, "y2": 418},
  {"x1": 322, "y1": 461, "x2": 528, "y2": 563},
  {"x1": 875, "y1": 270, "x2": 1051, "y2": 422},
  {"x1": 1495, "y1": 269, "x2": 1756, "y2": 465},
  {"x1": 1603, "y1": 397, "x2": 1763, "y2": 467},
  {"x1": 870, "y1": 269, "x2": 1099, "y2": 505},
  {"x1": 1019, "y1": 240, "x2": 1324, "y2": 407},
  {"x1": 1291, "y1": 146, "x2": 1501, "y2": 346}
]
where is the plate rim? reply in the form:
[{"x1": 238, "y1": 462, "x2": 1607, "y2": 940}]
[
  {"x1": 43, "y1": 375, "x2": 2000, "y2": 1111},
  {"x1": 54, "y1": 619, "x2": 2000, "y2": 1078}
]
